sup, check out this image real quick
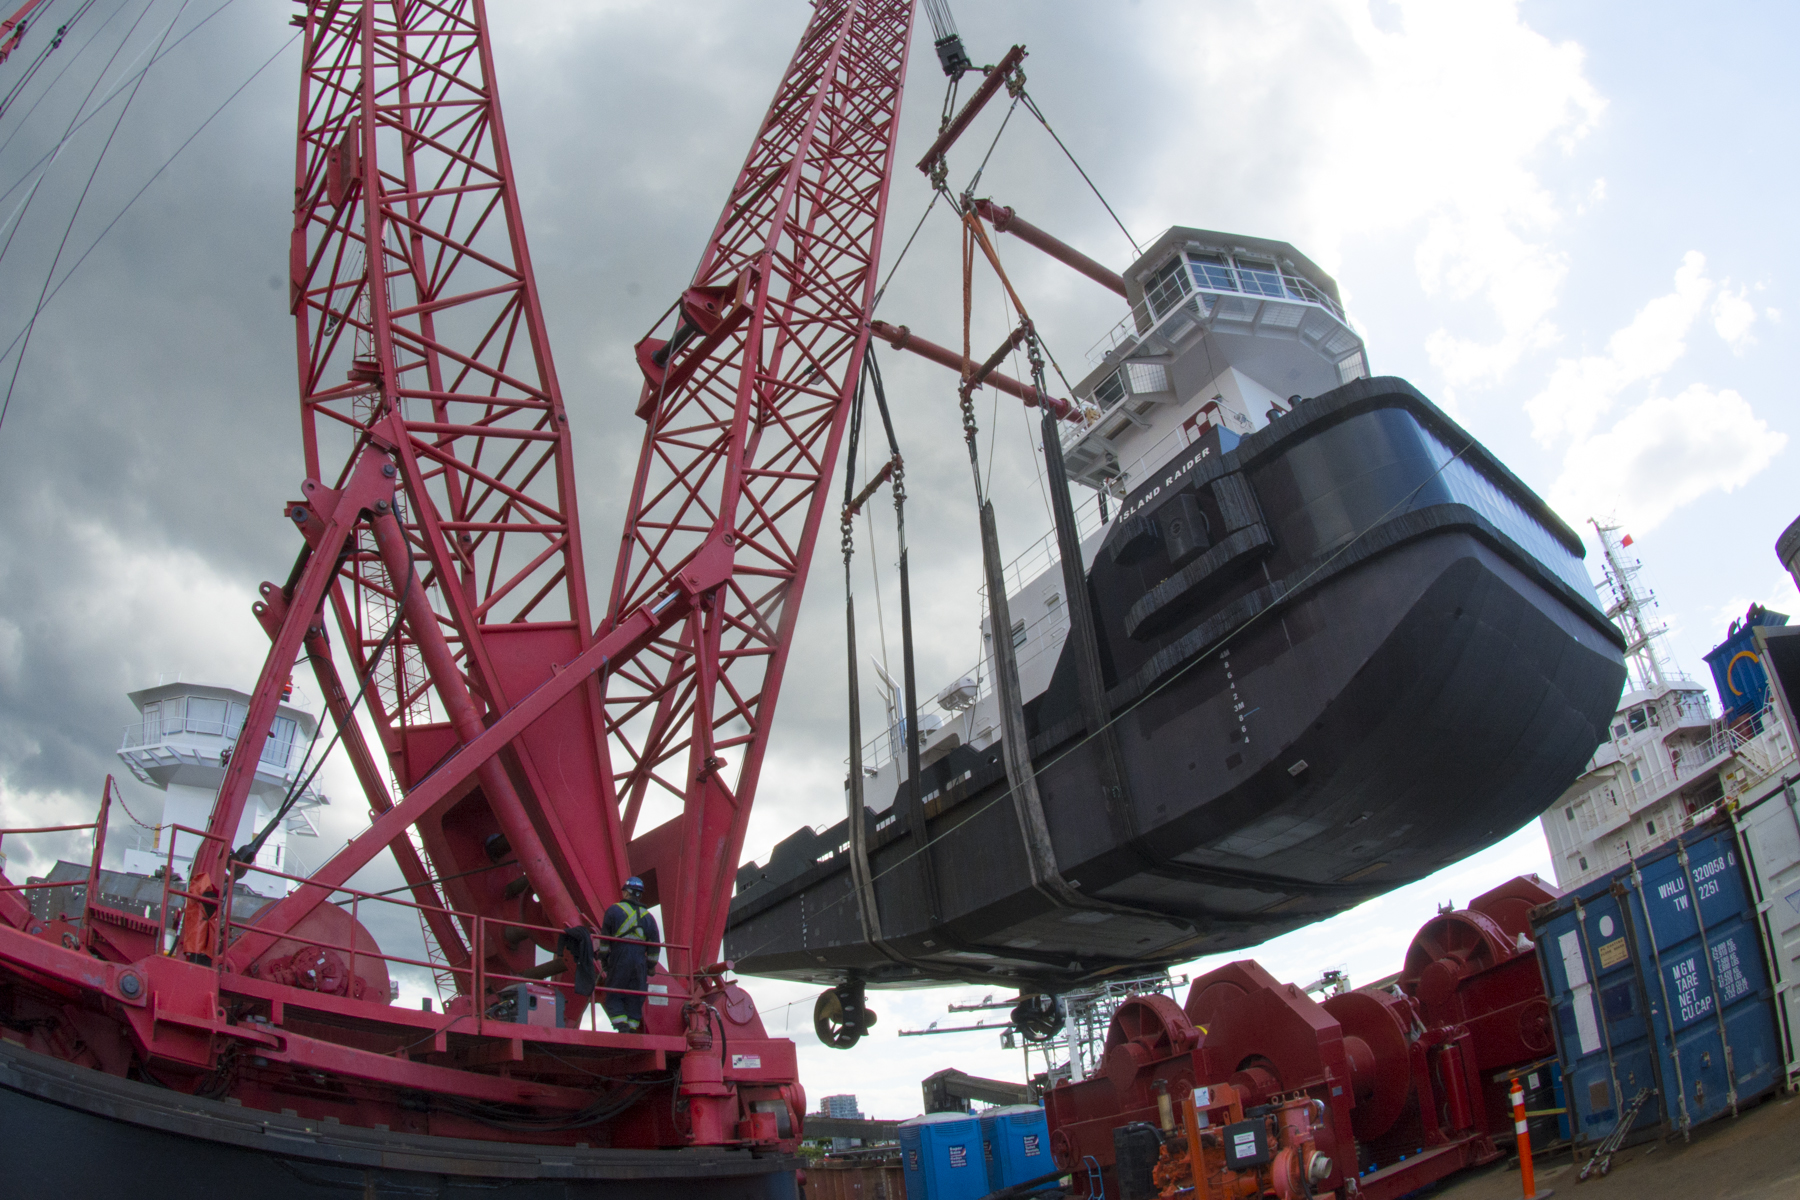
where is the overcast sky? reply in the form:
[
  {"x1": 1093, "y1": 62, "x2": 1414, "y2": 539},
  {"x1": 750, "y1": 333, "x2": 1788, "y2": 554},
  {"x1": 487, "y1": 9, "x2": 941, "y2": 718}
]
[{"x1": 0, "y1": 0, "x2": 1792, "y2": 1120}]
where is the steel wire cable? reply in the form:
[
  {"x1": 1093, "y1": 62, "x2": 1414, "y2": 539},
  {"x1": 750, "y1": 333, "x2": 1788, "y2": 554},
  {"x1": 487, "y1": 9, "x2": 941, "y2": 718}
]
[
  {"x1": 728, "y1": 432, "x2": 1479, "y2": 971},
  {"x1": 0, "y1": 0, "x2": 186, "y2": 435},
  {"x1": 0, "y1": 0, "x2": 113, "y2": 143},
  {"x1": 0, "y1": 0, "x2": 149, "y2": 288},
  {"x1": 0, "y1": 0, "x2": 102, "y2": 130},
  {"x1": 1020, "y1": 89, "x2": 1140, "y2": 256},
  {"x1": 960, "y1": 91, "x2": 1018, "y2": 200},
  {"x1": 869, "y1": 188, "x2": 939, "y2": 315},
  {"x1": 237, "y1": 551, "x2": 421, "y2": 868},
  {"x1": 0, "y1": 0, "x2": 241, "y2": 213},
  {"x1": 0, "y1": 19, "x2": 294, "y2": 437}
]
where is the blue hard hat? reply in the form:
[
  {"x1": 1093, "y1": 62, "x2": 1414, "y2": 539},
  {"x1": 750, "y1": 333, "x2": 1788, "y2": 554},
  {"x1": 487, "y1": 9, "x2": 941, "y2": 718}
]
[{"x1": 624, "y1": 876, "x2": 645, "y2": 894}]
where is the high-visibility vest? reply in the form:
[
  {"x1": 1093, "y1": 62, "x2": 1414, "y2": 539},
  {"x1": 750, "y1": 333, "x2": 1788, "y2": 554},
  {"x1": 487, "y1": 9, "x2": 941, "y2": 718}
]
[
  {"x1": 611, "y1": 902, "x2": 659, "y2": 964},
  {"x1": 613, "y1": 902, "x2": 648, "y2": 942}
]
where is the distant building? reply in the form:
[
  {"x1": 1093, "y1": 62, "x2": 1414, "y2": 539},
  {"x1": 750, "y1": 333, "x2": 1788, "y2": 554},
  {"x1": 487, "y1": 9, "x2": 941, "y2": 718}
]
[
  {"x1": 1539, "y1": 526, "x2": 1795, "y2": 888},
  {"x1": 820, "y1": 1093, "x2": 863, "y2": 1150}
]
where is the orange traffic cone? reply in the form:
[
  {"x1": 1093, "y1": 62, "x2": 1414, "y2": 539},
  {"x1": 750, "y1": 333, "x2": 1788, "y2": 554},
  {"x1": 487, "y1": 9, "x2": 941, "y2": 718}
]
[{"x1": 1512, "y1": 1079, "x2": 1554, "y2": 1200}]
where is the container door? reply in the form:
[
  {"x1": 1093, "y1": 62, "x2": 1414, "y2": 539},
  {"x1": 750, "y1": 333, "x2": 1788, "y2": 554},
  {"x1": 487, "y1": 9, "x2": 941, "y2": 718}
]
[
  {"x1": 1735, "y1": 780, "x2": 1800, "y2": 1088},
  {"x1": 1628, "y1": 828, "x2": 1783, "y2": 1133},
  {"x1": 1534, "y1": 888, "x2": 1664, "y2": 1143}
]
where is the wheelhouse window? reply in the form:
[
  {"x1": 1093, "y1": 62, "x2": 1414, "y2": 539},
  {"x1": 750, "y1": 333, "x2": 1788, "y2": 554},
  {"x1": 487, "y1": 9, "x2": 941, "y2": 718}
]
[
  {"x1": 1143, "y1": 256, "x2": 1192, "y2": 319},
  {"x1": 261, "y1": 715, "x2": 299, "y2": 768},
  {"x1": 1627, "y1": 709, "x2": 1648, "y2": 732},
  {"x1": 158, "y1": 697, "x2": 185, "y2": 736},
  {"x1": 1187, "y1": 252, "x2": 1237, "y2": 291},
  {"x1": 1235, "y1": 258, "x2": 1285, "y2": 298},
  {"x1": 1281, "y1": 272, "x2": 1321, "y2": 303},
  {"x1": 187, "y1": 697, "x2": 228, "y2": 735}
]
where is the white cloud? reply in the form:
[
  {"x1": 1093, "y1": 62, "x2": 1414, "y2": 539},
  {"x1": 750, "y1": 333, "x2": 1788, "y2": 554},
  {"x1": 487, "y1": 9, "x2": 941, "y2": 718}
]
[
  {"x1": 1146, "y1": 0, "x2": 1604, "y2": 393},
  {"x1": 1523, "y1": 253, "x2": 1786, "y2": 532},
  {"x1": 1576, "y1": 177, "x2": 1607, "y2": 216},
  {"x1": 1549, "y1": 382, "x2": 1785, "y2": 532},
  {"x1": 1525, "y1": 251, "x2": 1712, "y2": 444},
  {"x1": 1706, "y1": 568, "x2": 1800, "y2": 638},
  {"x1": 1712, "y1": 284, "x2": 1758, "y2": 352}
]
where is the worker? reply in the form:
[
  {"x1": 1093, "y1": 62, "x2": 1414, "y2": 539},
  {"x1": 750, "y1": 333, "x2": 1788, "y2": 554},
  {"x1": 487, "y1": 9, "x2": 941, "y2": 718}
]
[
  {"x1": 176, "y1": 870, "x2": 220, "y2": 965},
  {"x1": 599, "y1": 876, "x2": 660, "y2": 1033}
]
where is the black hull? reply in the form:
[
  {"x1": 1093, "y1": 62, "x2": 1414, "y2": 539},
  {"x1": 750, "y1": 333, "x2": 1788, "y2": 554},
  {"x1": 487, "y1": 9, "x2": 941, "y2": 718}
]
[
  {"x1": 0, "y1": 1038, "x2": 797, "y2": 1199},
  {"x1": 725, "y1": 378, "x2": 1626, "y2": 991}
]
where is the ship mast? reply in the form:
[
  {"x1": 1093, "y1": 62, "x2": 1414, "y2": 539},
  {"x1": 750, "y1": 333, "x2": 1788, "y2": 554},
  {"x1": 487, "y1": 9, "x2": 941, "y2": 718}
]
[{"x1": 1592, "y1": 518, "x2": 1673, "y2": 693}]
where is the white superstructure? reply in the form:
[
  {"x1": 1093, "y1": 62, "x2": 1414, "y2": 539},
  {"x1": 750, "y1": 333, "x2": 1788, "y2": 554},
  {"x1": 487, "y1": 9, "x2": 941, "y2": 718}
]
[
  {"x1": 1538, "y1": 528, "x2": 1796, "y2": 888},
  {"x1": 115, "y1": 683, "x2": 328, "y2": 896}
]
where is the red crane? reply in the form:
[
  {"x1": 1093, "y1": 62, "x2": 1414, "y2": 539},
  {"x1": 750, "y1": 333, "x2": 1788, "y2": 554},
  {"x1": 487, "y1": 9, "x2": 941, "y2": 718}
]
[
  {"x1": 0, "y1": 0, "x2": 928, "y2": 1163},
  {"x1": 212, "y1": 0, "x2": 920, "y2": 980}
]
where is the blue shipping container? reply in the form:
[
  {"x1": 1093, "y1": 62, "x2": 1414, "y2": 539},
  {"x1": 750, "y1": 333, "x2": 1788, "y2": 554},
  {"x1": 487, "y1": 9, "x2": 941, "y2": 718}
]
[
  {"x1": 899, "y1": 1112, "x2": 988, "y2": 1200},
  {"x1": 1703, "y1": 605, "x2": 1789, "y2": 726},
  {"x1": 1532, "y1": 819, "x2": 1784, "y2": 1145},
  {"x1": 978, "y1": 1104, "x2": 1053, "y2": 1193}
]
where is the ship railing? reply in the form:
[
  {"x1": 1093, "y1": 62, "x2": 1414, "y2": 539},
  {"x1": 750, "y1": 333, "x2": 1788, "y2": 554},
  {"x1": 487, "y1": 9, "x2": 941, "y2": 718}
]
[
  {"x1": 1083, "y1": 294, "x2": 1165, "y2": 365},
  {"x1": 0, "y1": 778, "x2": 121, "y2": 947},
  {"x1": 1111, "y1": 423, "x2": 1222, "y2": 491},
  {"x1": 977, "y1": 495, "x2": 1110, "y2": 602},
  {"x1": 0, "y1": 821, "x2": 107, "y2": 917},
  {"x1": 1608, "y1": 703, "x2": 1796, "y2": 814},
  {"x1": 854, "y1": 665, "x2": 997, "y2": 778},
  {"x1": 131, "y1": 821, "x2": 694, "y2": 1034},
  {"x1": 852, "y1": 504, "x2": 1109, "y2": 777},
  {"x1": 853, "y1": 599, "x2": 1073, "y2": 777},
  {"x1": 1082, "y1": 274, "x2": 1351, "y2": 370},
  {"x1": 120, "y1": 717, "x2": 298, "y2": 770},
  {"x1": 1069, "y1": 279, "x2": 1364, "y2": 463}
]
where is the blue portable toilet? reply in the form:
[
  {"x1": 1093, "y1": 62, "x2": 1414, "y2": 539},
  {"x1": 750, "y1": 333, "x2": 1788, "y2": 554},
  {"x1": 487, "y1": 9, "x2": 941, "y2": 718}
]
[
  {"x1": 898, "y1": 1112, "x2": 987, "y2": 1200},
  {"x1": 978, "y1": 1104, "x2": 1054, "y2": 1193},
  {"x1": 1532, "y1": 818, "x2": 1784, "y2": 1145}
]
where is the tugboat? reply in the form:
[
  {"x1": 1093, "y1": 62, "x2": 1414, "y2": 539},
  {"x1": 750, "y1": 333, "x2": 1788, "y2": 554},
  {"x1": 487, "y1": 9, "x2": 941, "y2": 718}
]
[{"x1": 726, "y1": 226, "x2": 1629, "y2": 1006}]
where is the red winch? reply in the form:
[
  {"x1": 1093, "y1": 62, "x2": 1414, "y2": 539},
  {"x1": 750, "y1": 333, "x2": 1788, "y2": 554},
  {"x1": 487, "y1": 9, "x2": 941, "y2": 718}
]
[{"x1": 1045, "y1": 875, "x2": 1560, "y2": 1198}]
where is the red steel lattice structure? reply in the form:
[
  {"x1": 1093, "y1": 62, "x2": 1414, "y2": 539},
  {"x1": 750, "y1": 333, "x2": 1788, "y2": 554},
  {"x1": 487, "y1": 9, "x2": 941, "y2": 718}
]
[
  {"x1": 206, "y1": 0, "x2": 918, "y2": 983},
  {"x1": 203, "y1": 0, "x2": 614, "y2": 980},
  {"x1": 0, "y1": 0, "x2": 923, "y2": 1158},
  {"x1": 612, "y1": 0, "x2": 917, "y2": 973}
]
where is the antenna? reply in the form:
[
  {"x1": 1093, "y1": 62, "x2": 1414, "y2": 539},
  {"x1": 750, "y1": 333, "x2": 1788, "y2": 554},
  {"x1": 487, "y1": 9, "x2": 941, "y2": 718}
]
[{"x1": 1590, "y1": 518, "x2": 1674, "y2": 693}]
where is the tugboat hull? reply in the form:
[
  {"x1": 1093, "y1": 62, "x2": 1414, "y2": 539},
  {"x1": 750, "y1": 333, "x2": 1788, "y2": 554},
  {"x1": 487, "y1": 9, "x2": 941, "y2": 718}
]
[{"x1": 725, "y1": 379, "x2": 1626, "y2": 989}]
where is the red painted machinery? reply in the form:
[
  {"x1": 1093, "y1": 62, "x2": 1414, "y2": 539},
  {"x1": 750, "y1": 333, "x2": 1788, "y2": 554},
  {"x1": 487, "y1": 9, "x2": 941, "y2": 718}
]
[
  {"x1": 1045, "y1": 875, "x2": 1561, "y2": 1198},
  {"x1": 0, "y1": 0, "x2": 924, "y2": 1173},
  {"x1": 1151, "y1": 1084, "x2": 1338, "y2": 1200}
]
